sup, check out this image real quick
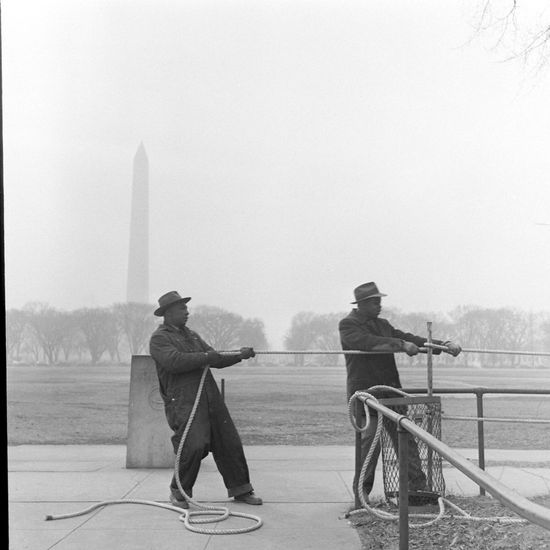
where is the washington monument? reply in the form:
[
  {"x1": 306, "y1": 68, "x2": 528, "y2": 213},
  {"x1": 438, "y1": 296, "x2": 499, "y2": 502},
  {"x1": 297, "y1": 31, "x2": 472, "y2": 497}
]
[{"x1": 126, "y1": 143, "x2": 149, "y2": 303}]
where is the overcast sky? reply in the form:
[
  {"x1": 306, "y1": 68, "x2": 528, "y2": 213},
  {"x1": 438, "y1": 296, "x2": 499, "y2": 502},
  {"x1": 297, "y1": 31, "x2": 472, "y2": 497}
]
[{"x1": 3, "y1": 0, "x2": 550, "y2": 347}]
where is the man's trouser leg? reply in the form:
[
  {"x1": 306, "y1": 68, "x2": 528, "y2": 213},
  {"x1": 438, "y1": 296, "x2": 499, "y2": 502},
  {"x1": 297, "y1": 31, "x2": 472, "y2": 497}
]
[
  {"x1": 354, "y1": 408, "x2": 427, "y2": 499},
  {"x1": 208, "y1": 392, "x2": 253, "y2": 497},
  {"x1": 167, "y1": 397, "x2": 210, "y2": 499},
  {"x1": 384, "y1": 416, "x2": 427, "y2": 492}
]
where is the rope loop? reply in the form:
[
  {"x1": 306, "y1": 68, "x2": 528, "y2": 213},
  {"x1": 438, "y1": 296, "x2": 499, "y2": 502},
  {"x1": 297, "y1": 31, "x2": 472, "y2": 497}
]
[
  {"x1": 348, "y1": 391, "x2": 378, "y2": 432},
  {"x1": 46, "y1": 366, "x2": 263, "y2": 534},
  {"x1": 165, "y1": 366, "x2": 263, "y2": 534}
]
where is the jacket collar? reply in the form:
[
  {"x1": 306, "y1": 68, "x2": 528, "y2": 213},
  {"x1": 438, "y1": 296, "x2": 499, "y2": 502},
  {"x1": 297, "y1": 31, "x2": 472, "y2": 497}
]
[
  {"x1": 160, "y1": 323, "x2": 188, "y2": 334},
  {"x1": 352, "y1": 308, "x2": 378, "y2": 323}
]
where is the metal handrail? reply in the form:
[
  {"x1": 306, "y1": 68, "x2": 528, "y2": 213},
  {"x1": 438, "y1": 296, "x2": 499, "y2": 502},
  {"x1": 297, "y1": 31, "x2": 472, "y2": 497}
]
[
  {"x1": 361, "y1": 397, "x2": 550, "y2": 549},
  {"x1": 401, "y1": 387, "x2": 550, "y2": 495},
  {"x1": 403, "y1": 387, "x2": 550, "y2": 395}
]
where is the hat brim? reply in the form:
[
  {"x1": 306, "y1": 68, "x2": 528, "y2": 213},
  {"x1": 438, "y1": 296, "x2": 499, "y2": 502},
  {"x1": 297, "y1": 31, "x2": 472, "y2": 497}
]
[
  {"x1": 351, "y1": 292, "x2": 387, "y2": 304},
  {"x1": 154, "y1": 297, "x2": 191, "y2": 316}
]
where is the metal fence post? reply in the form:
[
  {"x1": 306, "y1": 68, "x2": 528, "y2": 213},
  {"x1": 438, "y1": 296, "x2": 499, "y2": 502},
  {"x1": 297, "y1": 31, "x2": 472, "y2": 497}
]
[
  {"x1": 476, "y1": 389, "x2": 486, "y2": 496},
  {"x1": 426, "y1": 322, "x2": 434, "y2": 490},
  {"x1": 398, "y1": 420, "x2": 409, "y2": 550},
  {"x1": 426, "y1": 322, "x2": 433, "y2": 397}
]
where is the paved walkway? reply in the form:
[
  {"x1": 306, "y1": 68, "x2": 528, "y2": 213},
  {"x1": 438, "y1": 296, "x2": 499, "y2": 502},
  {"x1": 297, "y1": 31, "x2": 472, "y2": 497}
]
[{"x1": 8, "y1": 445, "x2": 550, "y2": 550}]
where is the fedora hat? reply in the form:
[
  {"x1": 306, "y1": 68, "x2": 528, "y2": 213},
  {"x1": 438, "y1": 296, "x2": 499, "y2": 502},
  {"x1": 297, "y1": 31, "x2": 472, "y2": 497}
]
[
  {"x1": 154, "y1": 290, "x2": 191, "y2": 316},
  {"x1": 351, "y1": 282, "x2": 387, "y2": 304}
]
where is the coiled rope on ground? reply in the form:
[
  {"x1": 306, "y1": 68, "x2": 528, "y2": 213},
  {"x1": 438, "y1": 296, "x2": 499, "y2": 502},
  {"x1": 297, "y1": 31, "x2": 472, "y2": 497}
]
[{"x1": 46, "y1": 364, "x2": 263, "y2": 535}]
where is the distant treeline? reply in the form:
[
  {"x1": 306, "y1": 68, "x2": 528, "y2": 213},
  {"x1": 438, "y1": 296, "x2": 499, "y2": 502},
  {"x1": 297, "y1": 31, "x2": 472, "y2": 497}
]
[
  {"x1": 284, "y1": 307, "x2": 550, "y2": 367},
  {"x1": 5, "y1": 303, "x2": 550, "y2": 366},
  {"x1": 5, "y1": 303, "x2": 268, "y2": 366}
]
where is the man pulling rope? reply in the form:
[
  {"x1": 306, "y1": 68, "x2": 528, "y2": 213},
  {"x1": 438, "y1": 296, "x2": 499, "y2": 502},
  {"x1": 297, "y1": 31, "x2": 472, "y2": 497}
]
[
  {"x1": 149, "y1": 290, "x2": 263, "y2": 509},
  {"x1": 338, "y1": 282, "x2": 462, "y2": 504}
]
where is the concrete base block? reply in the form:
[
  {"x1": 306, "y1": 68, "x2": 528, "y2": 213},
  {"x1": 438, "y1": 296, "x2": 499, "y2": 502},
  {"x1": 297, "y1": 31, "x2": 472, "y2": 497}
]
[{"x1": 125, "y1": 355, "x2": 174, "y2": 468}]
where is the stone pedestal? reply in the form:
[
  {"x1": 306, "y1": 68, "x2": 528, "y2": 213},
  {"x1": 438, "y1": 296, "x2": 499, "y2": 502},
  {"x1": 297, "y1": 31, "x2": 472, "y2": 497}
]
[{"x1": 126, "y1": 355, "x2": 174, "y2": 468}]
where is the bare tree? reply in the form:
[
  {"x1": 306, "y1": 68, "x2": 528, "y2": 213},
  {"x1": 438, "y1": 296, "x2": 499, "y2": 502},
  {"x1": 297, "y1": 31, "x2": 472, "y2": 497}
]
[
  {"x1": 113, "y1": 302, "x2": 156, "y2": 356},
  {"x1": 187, "y1": 305, "x2": 245, "y2": 350},
  {"x1": 5, "y1": 309, "x2": 28, "y2": 363},
  {"x1": 284, "y1": 312, "x2": 318, "y2": 366},
  {"x1": 237, "y1": 318, "x2": 269, "y2": 350},
  {"x1": 284, "y1": 311, "x2": 347, "y2": 366},
  {"x1": 541, "y1": 317, "x2": 550, "y2": 350},
  {"x1": 452, "y1": 306, "x2": 531, "y2": 366},
  {"x1": 309, "y1": 312, "x2": 347, "y2": 366},
  {"x1": 471, "y1": 1, "x2": 550, "y2": 75},
  {"x1": 58, "y1": 313, "x2": 81, "y2": 363},
  {"x1": 23, "y1": 303, "x2": 67, "y2": 365},
  {"x1": 22, "y1": 326, "x2": 43, "y2": 364},
  {"x1": 74, "y1": 307, "x2": 119, "y2": 364}
]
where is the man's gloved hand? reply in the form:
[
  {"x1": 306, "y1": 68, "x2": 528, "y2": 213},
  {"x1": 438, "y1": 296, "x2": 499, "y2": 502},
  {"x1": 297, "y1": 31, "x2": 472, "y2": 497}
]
[
  {"x1": 206, "y1": 351, "x2": 224, "y2": 367},
  {"x1": 444, "y1": 341, "x2": 462, "y2": 357},
  {"x1": 430, "y1": 343, "x2": 443, "y2": 355},
  {"x1": 402, "y1": 342, "x2": 420, "y2": 356},
  {"x1": 240, "y1": 347, "x2": 256, "y2": 360}
]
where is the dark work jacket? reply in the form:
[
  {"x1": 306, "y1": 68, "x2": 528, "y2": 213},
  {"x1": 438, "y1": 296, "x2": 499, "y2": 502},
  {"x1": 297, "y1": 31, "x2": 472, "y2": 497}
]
[
  {"x1": 149, "y1": 324, "x2": 241, "y2": 405},
  {"x1": 338, "y1": 309, "x2": 442, "y2": 400}
]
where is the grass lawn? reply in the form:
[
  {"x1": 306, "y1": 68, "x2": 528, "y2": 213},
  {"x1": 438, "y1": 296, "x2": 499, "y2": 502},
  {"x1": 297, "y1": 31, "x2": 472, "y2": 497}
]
[{"x1": 7, "y1": 362, "x2": 550, "y2": 449}]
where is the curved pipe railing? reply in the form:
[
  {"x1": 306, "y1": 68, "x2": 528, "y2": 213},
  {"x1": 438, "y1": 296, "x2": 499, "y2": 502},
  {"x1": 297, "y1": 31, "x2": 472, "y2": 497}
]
[
  {"x1": 401, "y1": 387, "x2": 550, "y2": 495},
  {"x1": 359, "y1": 397, "x2": 550, "y2": 549}
]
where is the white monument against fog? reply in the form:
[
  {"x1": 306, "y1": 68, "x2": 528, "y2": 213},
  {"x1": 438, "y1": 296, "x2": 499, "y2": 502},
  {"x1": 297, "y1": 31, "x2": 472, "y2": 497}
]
[
  {"x1": 125, "y1": 144, "x2": 173, "y2": 468},
  {"x1": 126, "y1": 143, "x2": 149, "y2": 304}
]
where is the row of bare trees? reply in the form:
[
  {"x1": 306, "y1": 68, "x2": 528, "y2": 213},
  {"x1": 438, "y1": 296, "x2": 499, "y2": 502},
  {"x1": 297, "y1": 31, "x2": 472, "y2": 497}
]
[
  {"x1": 5, "y1": 302, "x2": 269, "y2": 366},
  {"x1": 283, "y1": 306, "x2": 550, "y2": 367},
  {"x1": 6, "y1": 302, "x2": 550, "y2": 367}
]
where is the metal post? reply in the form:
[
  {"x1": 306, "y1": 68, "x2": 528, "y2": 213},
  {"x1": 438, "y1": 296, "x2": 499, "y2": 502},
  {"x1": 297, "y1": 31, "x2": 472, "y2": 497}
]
[
  {"x1": 476, "y1": 389, "x2": 486, "y2": 496},
  {"x1": 426, "y1": 321, "x2": 434, "y2": 489},
  {"x1": 398, "y1": 421, "x2": 409, "y2": 550},
  {"x1": 355, "y1": 399, "x2": 363, "y2": 509},
  {"x1": 426, "y1": 321, "x2": 433, "y2": 397}
]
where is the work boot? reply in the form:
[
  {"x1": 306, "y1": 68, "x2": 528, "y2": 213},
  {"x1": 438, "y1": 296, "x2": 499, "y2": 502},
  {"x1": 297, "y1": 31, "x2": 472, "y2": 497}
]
[
  {"x1": 407, "y1": 490, "x2": 440, "y2": 507},
  {"x1": 169, "y1": 493, "x2": 189, "y2": 509},
  {"x1": 234, "y1": 491, "x2": 263, "y2": 505}
]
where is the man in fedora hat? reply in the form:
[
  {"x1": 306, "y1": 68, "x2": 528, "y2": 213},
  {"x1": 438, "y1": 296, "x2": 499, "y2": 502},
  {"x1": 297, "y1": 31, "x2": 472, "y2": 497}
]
[
  {"x1": 149, "y1": 290, "x2": 262, "y2": 509},
  {"x1": 339, "y1": 282, "x2": 461, "y2": 502}
]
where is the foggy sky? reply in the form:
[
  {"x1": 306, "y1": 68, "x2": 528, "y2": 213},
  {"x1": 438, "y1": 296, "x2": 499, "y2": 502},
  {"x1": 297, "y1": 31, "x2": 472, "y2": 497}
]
[{"x1": 3, "y1": 0, "x2": 550, "y2": 347}]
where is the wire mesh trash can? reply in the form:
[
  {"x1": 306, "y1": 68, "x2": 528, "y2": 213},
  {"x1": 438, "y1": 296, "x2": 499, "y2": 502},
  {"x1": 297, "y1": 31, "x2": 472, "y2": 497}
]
[{"x1": 379, "y1": 396, "x2": 445, "y2": 504}]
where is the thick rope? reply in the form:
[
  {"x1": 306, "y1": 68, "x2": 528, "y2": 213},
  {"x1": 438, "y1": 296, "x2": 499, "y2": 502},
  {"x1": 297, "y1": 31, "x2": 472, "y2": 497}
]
[
  {"x1": 171, "y1": 366, "x2": 262, "y2": 534},
  {"x1": 221, "y1": 347, "x2": 550, "y2": 357},
  {"x1": 46, "y1": 366, "x2": 262, "y2": 534},
  {"x1": 221, "y1": 349, "x2": 424, "y2": 355},
  {"x1": 346, "y1": 386, "x2": 526, "y2": 527},
  {"x1": 423, "y1": 343, "x2": 550, "y2": 357}
]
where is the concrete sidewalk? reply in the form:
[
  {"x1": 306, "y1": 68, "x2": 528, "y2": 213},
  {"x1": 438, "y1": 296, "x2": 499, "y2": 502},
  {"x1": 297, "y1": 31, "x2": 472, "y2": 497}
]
[{"x1": 8, "y1": 445, "x2": 550, "y2": 550}]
